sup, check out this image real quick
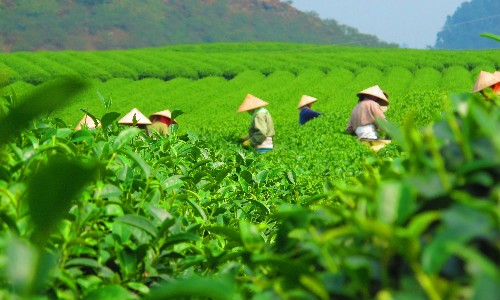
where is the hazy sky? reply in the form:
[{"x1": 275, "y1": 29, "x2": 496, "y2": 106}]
[{"x1": 291, "y1": 0, "x2": 467, "y2": 48}]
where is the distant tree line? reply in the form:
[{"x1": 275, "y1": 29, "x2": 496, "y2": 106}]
[{"x1": 435, "y1": 0, "x2": 500, "y2": 49}]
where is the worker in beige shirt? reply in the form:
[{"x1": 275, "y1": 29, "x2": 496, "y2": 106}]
[
  {"x1": 238, "y1": 94, "x2": 275, "y2": 153},
  {"x1": 346, "y1": 85, "x2": 389, "y2": 140},
  {"x1": 148, "y1": 110, "x2": 177, "y2": 137}
]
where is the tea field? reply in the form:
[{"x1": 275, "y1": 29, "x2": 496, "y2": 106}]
[{"x1": 0, "y1": 43, "x2": 498, "y2": 299}]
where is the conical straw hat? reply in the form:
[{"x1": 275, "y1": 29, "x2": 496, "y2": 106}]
[
  {"x1": 75, "y1": 114, "x2": 97, "y2": 130},
  {"x1": 471, "y1": 71, "x2": 500, "y2": 92},
  {"x1": 297, "y1": 95, "x2": 318, "y2": 109},
  {"x1": 237, "y1": 94, "x2": 268, "y2": 112},
  {"x1": 494, "y1": 71, "x2": 500, "y2": 81},
  {"x1": 149, "y1": 109, "x2": 177, "y2": 124},
  {"x1": 357, "y1": 85, "x2": 389, "y2": 105},
  {"x1": 118, "y1": 108, "x2": 152, "y2": 125},
  {"x1": 149, "y1": 110, "x2": 172, "y2": 119}
]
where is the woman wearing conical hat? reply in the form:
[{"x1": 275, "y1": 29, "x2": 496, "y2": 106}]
[
  {"x1": 346, "y1": 85, "x2": 389, "y2": 140},
  {"x1": 147, "y1": 110, "x2": 177, "y2": 137},
  {"x1": 118, "y1": 108, "x2": 152, "y2": 133},
  {"x1": 472, "y1": 71, "x2": 500, "y2": 99},
  {"x1": 297, "y1": 95, "x2": 322, "y2": 125},
  {"x1": 238, "y1": 94, "x2": 275, "y2": 153},
  {"x1": 75, "y1": 114, "x2": 97, "y2": 130}
]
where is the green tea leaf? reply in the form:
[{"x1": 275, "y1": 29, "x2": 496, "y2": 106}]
[
  {"x1": 239, "y1": 170, "x2": 253, "y2": 184},
  {"x1": 84, "y1": 284, "x2": 138, "y2": 300},
  {"x1": 118, "y1": 247, "x2": 138, "y2": 279},
  {"x1": 215, "y1": 166, "x2": 232, "y2": 183},
  {"x1": 104, "y1": 204, "x2": 124, "y2": 217},
  {"x1": 127, "y1": 282, "x2": 150, "y2": 295},
  {"x1": 255, "y1": 170, "x2": 268, "y2": 184},
  {"x1": 248, "y1": 198, "x2": 270, "y2": 214},
  {"x1": 186, "y1": 197, "x2": 207, "y2": 222},
  {"x1": 112, "y1": 127, "x2": 141, "y2": 151},
  {"x1": 238, "y1": 176, "x2": 249, "y2": 192},
  {"x1": 162, "y1": 233, "x2": 201, "y2": 248},
  {"x1": 192, "y1": 159, "x2": 211, "y2": 170},
  {"x1": 239, "y1": 220, "x2": 263, "y2": 252},
  {"x1": 300, "y1": 275, "x2": 329, "y2": 300},
  {"x1": 405, "y1": 211, "x2": 441, "y2": 238},
  {"x1": 0, "y1": 211, "x2": 19, "y2": 234},
  {"x1": 287, "y1": 170, "x2": 296, "y2": 184},
  {"x1": 100, "y1": 112, "x2": 121, "y2": 129},
  {"x1": 119, "y1": 149, "x2": 151, "y2": 178},
  {"x1": 71, "y1": 130, "x2": 94, "y2": 143},
  {"x1": 65, "y1": 258, "x2": 101, "y2": 268},
  {"x1": 148, "y1": 276, "x2": 240, "y2": 300},
  {"x1": 205, "y1": 226, "x2": 242, "y2": 244},
  {"x1": 116, "y1": 215, "x2": 158, "y2": 238}
]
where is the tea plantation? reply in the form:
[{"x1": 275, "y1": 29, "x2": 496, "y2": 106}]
[{"x1": 0, "y1": 43, "x2": 498, "y2": 299}]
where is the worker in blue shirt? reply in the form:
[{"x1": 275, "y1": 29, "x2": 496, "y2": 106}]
[{"x1": 298, "y1": 95, "x2": 322, "y2": 125}]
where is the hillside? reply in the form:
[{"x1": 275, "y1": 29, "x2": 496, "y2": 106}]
[
  {"x1": 0, "y1": 0, "x2": 397, "y2": 52},
  {"x1": 435, "y1": 0, "x2": 500, "y2": 49}
]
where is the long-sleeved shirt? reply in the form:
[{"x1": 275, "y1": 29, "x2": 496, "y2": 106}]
[
  {"x1": 147, "y1": 121, "x2": 169, "y2": 137},
  {"x1": 299, "y1": 107, "x2": 322, "y2": 125},
  {"x1": 346, "y1": 99, "x2": 387, "y2": 135},
  {"x1": 249, "y1": 108, "x2": 275, "y2": 149}
]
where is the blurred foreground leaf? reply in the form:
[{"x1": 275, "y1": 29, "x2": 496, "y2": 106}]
[
  {"x1": 148, "y1": 276, "x2": 241, "y2": 300},
  {"x1": 0, "y1": 77, "x2": 89, "y2": 147},
  {"x1": 480, "y1": 33, "x2": 500, "y2": 42},
  {"x1": 27, "y1": 155, "x2": 97, "y2": 246},
  {"x1": 6, "y1": 238, "x2": 58, "y2": 297}
]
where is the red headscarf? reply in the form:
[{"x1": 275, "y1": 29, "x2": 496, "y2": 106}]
[
  {"x1": 153, "y1": 116, "x2": 173, "y2": 126},
  {"x1": 493, "y1": 83, "x2": 500, "y2": 94}
]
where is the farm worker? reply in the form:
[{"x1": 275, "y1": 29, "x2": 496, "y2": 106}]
[
  {"x1": 118, "y1": 108, "x2": 152, "y2": 133},
  {"x1": 75, "y1": 114, "x2": 97, "y2": 130},
  {"x1": 147, "y1": 110, "x2": 177, "y2": 137},
  {"x1": 237, "y1": 94, "x2": 275, "y2": 154},
  {"x1": 297, "y1": 95, "x2": 322, "y2": 125},
  {"x1": 471, "y1": 70, "x2": 500, "y2": 99},
  {"x1": 346, "y1": 85, "x2": 389, "y2": 140},
  {"x1": 494, "y1": 71, "x2": 500, "y2": 94}
]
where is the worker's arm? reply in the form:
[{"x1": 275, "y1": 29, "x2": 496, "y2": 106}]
[
  {"x1": 346, "y1": 118, "x2": 354, "y2": 135},
  {"x1": 372, "y1": 104, "x2": 387, "y2": 130}
]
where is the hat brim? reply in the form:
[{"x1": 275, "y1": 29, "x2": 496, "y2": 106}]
[
  {"x1": 237, "y1": 94, "x2": 269, "y2": 112},
  {"x1": 297, "y1": 96, "x2": 318, "y2": 109}
]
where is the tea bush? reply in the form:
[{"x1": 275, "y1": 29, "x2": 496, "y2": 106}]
[{"x1": 0, "y1": 43, "x2": 498, "y2": 299}]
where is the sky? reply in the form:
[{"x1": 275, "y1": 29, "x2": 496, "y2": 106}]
[{"x1": 291, "y1": 0, "x2": 467, "y2": 49}]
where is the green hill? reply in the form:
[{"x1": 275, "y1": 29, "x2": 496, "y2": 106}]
[
  {"x1": 435, "y1": 0, "x2": 500, "y2": 49},
  {"x1": 0, "y1": 0, "x2": 397, "y2": 52}
]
